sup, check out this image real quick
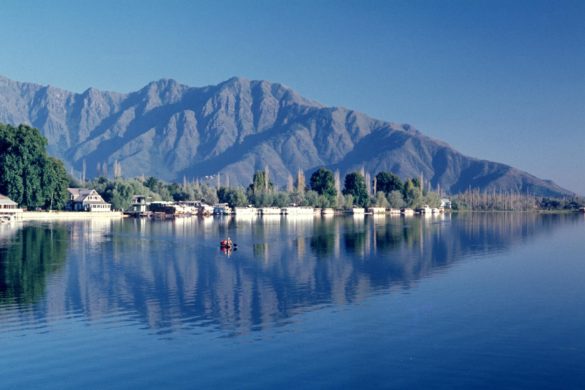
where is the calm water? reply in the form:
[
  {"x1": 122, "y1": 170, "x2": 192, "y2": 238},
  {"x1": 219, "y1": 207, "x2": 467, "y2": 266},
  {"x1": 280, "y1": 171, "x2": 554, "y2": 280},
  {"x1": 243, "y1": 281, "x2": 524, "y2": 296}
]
[{"x1": 1, "y1": 213, "x2": 584, "y2": 389}]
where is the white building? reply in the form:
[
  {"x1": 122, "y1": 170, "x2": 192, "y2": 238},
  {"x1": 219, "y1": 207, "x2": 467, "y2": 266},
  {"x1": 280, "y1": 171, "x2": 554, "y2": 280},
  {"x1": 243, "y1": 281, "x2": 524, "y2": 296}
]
[{"x1": 67, "y1": 188, "x2": 112, "y2": 212}]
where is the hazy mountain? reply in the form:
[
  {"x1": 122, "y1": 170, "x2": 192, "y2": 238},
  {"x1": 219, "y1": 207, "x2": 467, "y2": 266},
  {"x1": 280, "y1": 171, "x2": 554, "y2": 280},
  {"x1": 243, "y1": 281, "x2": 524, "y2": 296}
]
[{"x1": 0, "y1": 75, "x2": 572, "y2": 196}]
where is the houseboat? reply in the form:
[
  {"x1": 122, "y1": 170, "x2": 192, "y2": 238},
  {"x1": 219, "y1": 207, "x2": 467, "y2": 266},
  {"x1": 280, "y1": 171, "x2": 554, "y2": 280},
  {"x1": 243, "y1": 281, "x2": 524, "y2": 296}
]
[
  {"x1": 282, "y1": 207, "x2": 314, "y2": 216},
  {"x1": 213, "y1": 203, "x2": 232, "y2": 215},
  {"x1": 401, "y1": 208, "x2": 415, "y2": 215},
  {"x1": 321, "y1": 208, "x2": 335, "y2": 216},
  {"x1": 259, "y1": 207, "x2": 281, "y2": 216},
  {"x1": 234, "y1": 206, "x2": 258, "y2": 217},
  {"x1": 416, "y1": 205, "x2": 432, "y2": 214}
]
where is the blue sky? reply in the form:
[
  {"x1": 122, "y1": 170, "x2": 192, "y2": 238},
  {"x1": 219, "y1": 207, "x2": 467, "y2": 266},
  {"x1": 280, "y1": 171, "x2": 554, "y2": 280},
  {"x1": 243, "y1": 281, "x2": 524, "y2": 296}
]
[{"x1": 1, "y1": 0, "x2": 584, "y2": 194}]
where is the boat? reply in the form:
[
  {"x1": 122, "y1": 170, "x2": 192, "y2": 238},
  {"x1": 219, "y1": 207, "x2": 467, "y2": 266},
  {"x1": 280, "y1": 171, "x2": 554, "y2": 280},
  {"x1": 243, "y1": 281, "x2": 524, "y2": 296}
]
[
  {"x1": 234, "y1": 206, "x2": 258, "y2": 217},
  {"x1": 367, "y1": 207, "x2": 386, "y2": 214},
  {"x1": 321, "y1": 208, "x2": 335, "y2": 216},
  {"x1": 401, "y1": 208, "x2": 415, "y2": 215},
  {"x1": 259, "y1": 207, "x2": 281, "y2": 216},
  {"x1": 213, "y1": 203, "x2": 232, "y2": 215},
  {"x1": 220, "y1": 239, "x2": 235, "y2": 249}
]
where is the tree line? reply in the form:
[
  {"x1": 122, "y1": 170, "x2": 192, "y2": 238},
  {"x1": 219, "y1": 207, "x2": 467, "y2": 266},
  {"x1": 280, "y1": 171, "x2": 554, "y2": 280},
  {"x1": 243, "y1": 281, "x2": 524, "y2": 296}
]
[{"x1": 1, "y1": 123, "x2": 582, "y2": 211}]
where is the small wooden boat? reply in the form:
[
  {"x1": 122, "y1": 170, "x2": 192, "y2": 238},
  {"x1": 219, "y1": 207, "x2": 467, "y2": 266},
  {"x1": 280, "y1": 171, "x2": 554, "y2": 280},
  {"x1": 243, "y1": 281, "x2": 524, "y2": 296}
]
[{"x1": 220, "y1": 240, "x2": 237, "y2": 249}]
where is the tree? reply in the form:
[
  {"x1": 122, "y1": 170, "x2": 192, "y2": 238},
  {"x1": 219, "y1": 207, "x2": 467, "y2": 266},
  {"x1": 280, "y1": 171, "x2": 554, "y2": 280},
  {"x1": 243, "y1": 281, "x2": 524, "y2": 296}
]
[
  {"x1": 248, "y1": 170, "x2": 273, "y2": 195},
  {"x1": 374, "y1": 191, "x2": 390, "y2": 208},
  {"x1": 387, "y1": 190, "x2": 405, "y2": 209},
  {"x1": 217, "y1": 187, "x2": 248, "y2": 207},
  {"x1": 42, "y1": 158, "x2": 70, "y2": 210},
  {"x1": 0, "y1": 124, "x2": 69, "y2": 209},
  {"x1": 343, "y1": 172, "x2": 369, "y2": 208},
  {"x1": 402, "y1": 178, "x2": 423, "y2": 207},
  {"x1": 297, "y1": 169, "x2": 305, "y2": 193},
  {"x1": 310, "y1": 168, "x2": 337, "y2": 199},
  {"x1": 375, "y1": 172, "x2": 404, "y2": 194}
]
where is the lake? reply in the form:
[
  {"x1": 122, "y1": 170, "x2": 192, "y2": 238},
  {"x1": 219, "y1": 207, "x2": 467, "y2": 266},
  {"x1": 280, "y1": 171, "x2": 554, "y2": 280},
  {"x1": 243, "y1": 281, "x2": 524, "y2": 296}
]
[{"x1": 1, "y1": 213, "x2": 584, "y2": 389}]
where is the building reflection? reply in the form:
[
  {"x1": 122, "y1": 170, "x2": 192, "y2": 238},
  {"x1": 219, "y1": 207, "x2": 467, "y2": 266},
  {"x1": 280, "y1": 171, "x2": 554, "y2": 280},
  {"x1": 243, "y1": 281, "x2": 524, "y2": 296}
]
[{"x1": 0, "y1": 213, "x2": 580, "y2": 336}]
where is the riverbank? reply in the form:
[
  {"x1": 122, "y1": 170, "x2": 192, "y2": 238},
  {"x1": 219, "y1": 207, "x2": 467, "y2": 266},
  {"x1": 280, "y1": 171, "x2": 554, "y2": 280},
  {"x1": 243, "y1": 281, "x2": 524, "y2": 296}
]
[{"x1": 17, "y1": 211, "x2": 125, "y2": 221}]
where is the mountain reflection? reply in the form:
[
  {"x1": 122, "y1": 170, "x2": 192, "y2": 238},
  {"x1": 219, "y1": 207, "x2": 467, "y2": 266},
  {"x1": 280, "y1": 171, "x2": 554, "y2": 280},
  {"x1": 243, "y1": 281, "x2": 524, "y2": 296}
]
[{"x1": 0, "y1": 213, "x2": 580, "y2": 336}]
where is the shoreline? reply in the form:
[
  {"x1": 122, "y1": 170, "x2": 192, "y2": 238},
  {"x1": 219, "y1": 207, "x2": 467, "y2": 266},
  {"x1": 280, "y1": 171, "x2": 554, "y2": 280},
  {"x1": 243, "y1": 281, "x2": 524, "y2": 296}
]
[{"x1": 16, "y1": 211, "x2": 125, "y2": 221}]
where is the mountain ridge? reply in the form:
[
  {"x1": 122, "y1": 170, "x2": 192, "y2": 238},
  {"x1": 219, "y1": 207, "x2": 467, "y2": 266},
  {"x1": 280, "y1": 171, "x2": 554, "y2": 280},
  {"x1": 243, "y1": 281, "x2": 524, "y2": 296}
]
[{"x1": 0, "y1": 75, "x2": 572, "y2": 197}]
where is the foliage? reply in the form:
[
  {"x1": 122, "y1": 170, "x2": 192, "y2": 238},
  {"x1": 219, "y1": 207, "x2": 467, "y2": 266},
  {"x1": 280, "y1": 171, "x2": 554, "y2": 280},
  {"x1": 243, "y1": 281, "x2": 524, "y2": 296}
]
[
  {"x1": 402, "y1": 178, "x2": 423, "y2": 208},
  {"x1": 218, "y1": 187, "x2": 249, "y2": 208},
  {"x1": 0, "y1": 225, "x2": 68, "y2": 304},
  {"x1": 343, "y1": 172, "x2": 369, "y2": 208},
  {"x1": 387, "y1": 190, "x2": 405, "y2": 209},
  {"x1": 374, "y1": 191, "x2": 390, "y2": 208},
  {"x1": 310, "y1": 168, "x2": 337, "y2": 199},
  {"x1": 0, "y1": 124, "x2": 69, "y2": 209},
  {"x1": 375, "y1": 172, "x2": 403, "y2": 194}
]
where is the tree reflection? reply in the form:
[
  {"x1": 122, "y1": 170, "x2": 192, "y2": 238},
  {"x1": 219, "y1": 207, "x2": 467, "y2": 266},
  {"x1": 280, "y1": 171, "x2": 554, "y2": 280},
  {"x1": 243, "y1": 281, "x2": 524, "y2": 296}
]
[
  {"x1": 0, "y1": 225, "x2": 68, "y2": 304},
  {"x1": 2, "y1": 213, "x2": 580, "y2": 337}
]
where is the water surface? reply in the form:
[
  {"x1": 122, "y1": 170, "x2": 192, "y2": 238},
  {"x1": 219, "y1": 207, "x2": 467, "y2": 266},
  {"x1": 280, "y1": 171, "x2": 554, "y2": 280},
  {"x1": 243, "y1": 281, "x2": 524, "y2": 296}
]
[{"x1": 1, "y1": 213, "x2": 584, "y2": 389}]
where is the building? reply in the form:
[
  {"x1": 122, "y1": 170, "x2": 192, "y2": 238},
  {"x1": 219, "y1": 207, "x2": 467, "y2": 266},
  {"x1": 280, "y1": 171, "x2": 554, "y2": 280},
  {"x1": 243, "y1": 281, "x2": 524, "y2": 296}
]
[
  {"x1": 67, "y1": 188, "x2": 112, "y2": 212},
  {"x1": 125, "y1": 195, "x2": 150, "y2": 216},
  {"x1": 0, "y1": 194, "x2": 19, "y2": 211},
  {"x1": 0, "y1": 194, "x2": 22, "y2": 222},
  {"x1": 440, "y1": 198, "x2": 452, "y2": 209}
]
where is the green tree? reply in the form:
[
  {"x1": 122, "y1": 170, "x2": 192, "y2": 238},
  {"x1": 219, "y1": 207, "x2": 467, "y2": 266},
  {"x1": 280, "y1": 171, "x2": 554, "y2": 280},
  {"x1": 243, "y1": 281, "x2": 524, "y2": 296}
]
[
  {"x1": 343, "y1": 172, "x2": 369, "y2": 208},
  {"x1": 217, "y1": 187, "x2": 249, "y2": 207},
  {"x1": 375, "y1": 172, "x2": 403, "y2": 194},
  {"x1": 42, "y1": 157, "x2": 70, "y2": 210},
  {"x1": 402, "y1": 178, "x2": 423, "y2": 208},
  {"x1": 0, "y1": 124, "x2": 69, "y2": 209},
  {"x1": 310, "y1": 168, "x2": 337, "y2": 198},
  {"x1": 387, "y1": 190, "x2": 406, "y2": 209},
  {"x1": 374, "y1": 191, "x2": 390, "y2": 208}
]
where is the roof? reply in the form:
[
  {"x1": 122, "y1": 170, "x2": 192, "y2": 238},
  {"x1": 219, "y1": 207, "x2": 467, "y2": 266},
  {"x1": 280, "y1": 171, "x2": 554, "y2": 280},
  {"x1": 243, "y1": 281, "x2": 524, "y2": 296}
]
[
  {"x1": 67, "y1": 188, "x2": 108, "y2": 204},
  {"x1": 0, "y1": 194, "x2": 18, "y2": 206}
]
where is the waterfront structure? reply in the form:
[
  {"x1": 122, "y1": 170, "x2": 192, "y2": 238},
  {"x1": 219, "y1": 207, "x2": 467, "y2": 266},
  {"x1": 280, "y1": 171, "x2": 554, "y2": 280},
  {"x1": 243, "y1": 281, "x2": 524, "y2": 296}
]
[
  {"x1": 213, "y1": 203, "x2": 232, "y2": 215},
  {"x1": 401, "y1": 208, "x2": 415, "y2": 215},
  {"x1": 368, "y1": 207, "x2": 386, "y2": 214},
  {"x1": 67, "y1": 188, "x2": 112, "y2": 212},
  {"x1": 441, "y1": 198, "x2": 452, "y2": 209},
  {"x1": 0, "y1": 194, "x2": 22, "y2": 222},
  {"x1": 259, "y1": 207, "x2": 281, "y2": 216},
  {"x1": 321, "y1": 208, "x2": 335, "y2": 216},
  {"x1": 282, "y1": 207, "x2": 314, "y2": 216},
  {"x1": 416, "y1": 205, "x2": 432, "y2": 214},
  {"x1": 126, "y1": 195, "x2": 149, "y2": 216},
  {"x1": 234, "y1": 207, "x2": 258, "y2": 217}
]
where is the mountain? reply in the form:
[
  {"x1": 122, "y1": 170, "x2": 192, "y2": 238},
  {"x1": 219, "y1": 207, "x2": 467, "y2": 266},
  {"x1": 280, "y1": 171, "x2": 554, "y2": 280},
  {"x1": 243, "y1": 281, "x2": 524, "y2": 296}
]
[{"x1": 0, "y1": 75, "x2": 572, "y2": 196}]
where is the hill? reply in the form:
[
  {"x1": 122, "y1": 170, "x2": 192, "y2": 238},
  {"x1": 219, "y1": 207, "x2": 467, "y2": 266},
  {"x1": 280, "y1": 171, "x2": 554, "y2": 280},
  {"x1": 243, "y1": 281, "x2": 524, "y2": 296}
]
[{"x1": 0, "y1": 75, "x2": 572, "y2": 196}]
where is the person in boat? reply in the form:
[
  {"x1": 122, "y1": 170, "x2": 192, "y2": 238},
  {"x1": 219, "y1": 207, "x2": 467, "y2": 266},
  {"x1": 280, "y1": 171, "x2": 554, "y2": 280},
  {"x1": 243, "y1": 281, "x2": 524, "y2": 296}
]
[{"x1": 221, "y1": 237, "x2": 233, "y2": 248}]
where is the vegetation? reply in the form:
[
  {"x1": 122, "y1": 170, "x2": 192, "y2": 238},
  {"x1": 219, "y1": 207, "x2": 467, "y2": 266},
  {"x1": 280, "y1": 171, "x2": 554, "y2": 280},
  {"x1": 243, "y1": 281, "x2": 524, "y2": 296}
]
[
  {"x1": 0, "y1": 124, "x2": 69, "y2": 210},
  {"x1": 452, "y1": 188, "x2": 585, "y2": 211},
  {"x1": 342, "y1": 172, "x2": 369, "y2": 208},
  {"x1": 2, "y1": 122, "x2": 580, "y2": 213}
]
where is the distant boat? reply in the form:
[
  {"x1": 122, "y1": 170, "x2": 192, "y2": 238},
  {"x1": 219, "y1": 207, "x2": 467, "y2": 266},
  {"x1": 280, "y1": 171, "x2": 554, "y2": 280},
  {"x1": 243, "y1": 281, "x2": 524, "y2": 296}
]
[
  {"x1": 259, "y1": 207, "x2": 281, "y2": 216},
  {"x1": 401, "y1": 208, "x2": 415, "y2": 215},
  {"x1": 579, "y1": 207, "x2": 585, "y2": 214},
  {"x1": 213, "y1": 203, "x2": 232, "y2": 215},
  {"x1": 234, "y1": 207, "x2": 258, "y2": 217}
]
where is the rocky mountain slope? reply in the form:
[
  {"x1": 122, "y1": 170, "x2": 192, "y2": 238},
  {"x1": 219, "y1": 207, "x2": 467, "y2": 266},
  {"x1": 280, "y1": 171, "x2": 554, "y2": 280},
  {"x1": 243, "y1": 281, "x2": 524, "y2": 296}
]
[{"x1": 0, "y1": 75, "x2": 572, "y2": 196}]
